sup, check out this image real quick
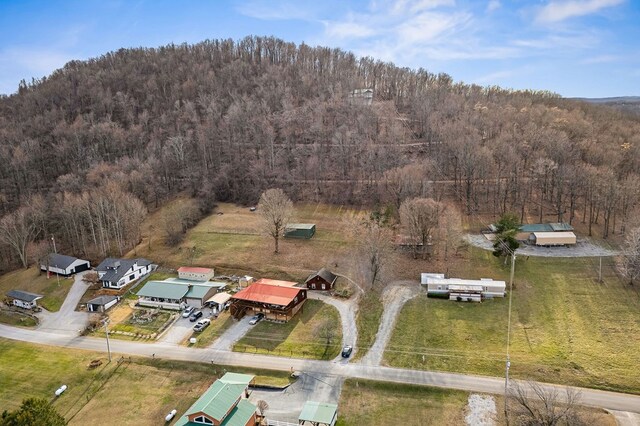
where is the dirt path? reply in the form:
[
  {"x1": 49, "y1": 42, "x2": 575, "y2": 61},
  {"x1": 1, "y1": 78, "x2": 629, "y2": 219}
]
[
  {"x1": 465, "y1": 234, "x2": 619, "y2": 257},
  {"x1": 358, "y1": 281, "x2": 420, "y2": 367},
  {"x1": 308, "y1": 292, "x2": 358, "y2": 362}
]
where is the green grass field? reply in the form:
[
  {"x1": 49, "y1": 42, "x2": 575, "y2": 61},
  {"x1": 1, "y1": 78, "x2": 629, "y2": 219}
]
[
  {"x1": 234, "y1": 299, "x2": 343, "y2": 360},
  {"x1": 0, "y1": 310, "x2": 38, "y2": 327},
  {"x1": 184, "y1": 311, "x2": 236, "y2": 347},
  {"x1": 0, "y1": 266, "x2": 73, "y2": 312},
  {"x1": 384, "y1": 248, "x2": 640, "y2": 393},
  {"x1": 0, "y1": 338, "x2": 293, "y2": 425},
  {"x1": 352, "y1": 291, "x2": 383, "y2": 361},
  {"x1": 336, "y1": 379, "x2": 471, "y2": 426}
]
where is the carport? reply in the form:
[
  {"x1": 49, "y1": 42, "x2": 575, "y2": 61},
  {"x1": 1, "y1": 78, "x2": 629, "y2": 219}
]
[{"x1": 205, "y1": 292, "x2": 232, "y2": 312}]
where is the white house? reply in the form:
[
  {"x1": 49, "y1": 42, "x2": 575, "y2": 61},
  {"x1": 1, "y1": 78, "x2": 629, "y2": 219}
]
[
  {"x1": 40, "y1": 253, "x2": 91, "y2": 276},
  {"x1": 421, "y1": 273, "x2": 506, "y2": 301},
  {"x1": 6, "y1": 290, "x2": 43, "y2": 309},
  {"x1": 177, "y1": 266, "x2": 214, "y2": 282},
  {"x1": 96, "y1": 258, "x2": 154, "y2": 289}
]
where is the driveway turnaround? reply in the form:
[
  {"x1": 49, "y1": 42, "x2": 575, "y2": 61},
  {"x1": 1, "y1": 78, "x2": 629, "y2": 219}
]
[
  {"x1": 249, "y1": 373, "x2": 343, "y2": 423},
  {"x1": 465, "y1": 234, "x2": 618, "y2": 257},
  {"x1": 1, "y1": 323, "x2": 639, "y2": 414},
  {"x1": 37, "y1": 272, "x2": 90, "y2": 335}
]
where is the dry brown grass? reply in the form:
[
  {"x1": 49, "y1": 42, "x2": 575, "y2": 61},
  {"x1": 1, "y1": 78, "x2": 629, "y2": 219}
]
[
  {"x1": 0, "y1": 266, "x2": 73, "y2": 312},
  {"x1": 129, "y1": 201, "x2": 369, "y2": 282}
]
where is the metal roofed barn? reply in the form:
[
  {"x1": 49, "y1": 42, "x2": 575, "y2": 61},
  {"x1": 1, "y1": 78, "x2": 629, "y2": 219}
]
[{"x1": 284, "y1": 223, "x2": 316, "y2": 239}]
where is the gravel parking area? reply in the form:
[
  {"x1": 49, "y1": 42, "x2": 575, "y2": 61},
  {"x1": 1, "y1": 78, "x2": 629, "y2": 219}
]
[
  {"x1": 465, "y1": 394, "x2": 496, "y2": 426},
  {"x1": 465, "y1": 234, "x2": 618, "y2": 257}
]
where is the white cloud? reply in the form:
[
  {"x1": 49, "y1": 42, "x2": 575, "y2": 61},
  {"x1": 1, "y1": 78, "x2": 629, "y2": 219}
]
[
  {"x1": 535, "y1": 0, "x2": 624, "y2": 24},
  {"x1": 486, "y1": 0, "x2": 501, "y2": 12}
]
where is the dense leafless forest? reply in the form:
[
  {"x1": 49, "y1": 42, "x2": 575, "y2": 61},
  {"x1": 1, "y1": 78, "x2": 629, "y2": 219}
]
[{"x1": 0, "y1": 36, "x2": 639, "y2": 270}]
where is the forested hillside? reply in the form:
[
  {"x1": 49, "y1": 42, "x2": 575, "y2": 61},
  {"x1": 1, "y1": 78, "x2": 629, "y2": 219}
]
[{"x1": 0, "y1": 36, "x2": 639, "y2": 270}]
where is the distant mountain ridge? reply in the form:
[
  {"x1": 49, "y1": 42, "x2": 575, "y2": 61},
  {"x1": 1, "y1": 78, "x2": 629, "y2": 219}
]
[{"x1": 571, "y1": 96, "x2": 640, "y2": 114}]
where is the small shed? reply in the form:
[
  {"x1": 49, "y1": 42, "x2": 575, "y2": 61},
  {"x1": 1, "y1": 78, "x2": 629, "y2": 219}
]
[
  {"x1": 41, "y1": 253, "x2": 91, "y2": 276},
  {"x1": 284, "y1": 223, "x2": 316, "y2": 239},
  {"x1": 298, "y1": 401, "x2": 338, "y2": 426},
  {"x1": 6, "y1": 290, "x2": 43, "y2": 309},
  {"x1": 86, "y1": 295, "x2": 118, "y2": 313},
  {"x1": 533, "y1": 231, "x2": 577, "y2": 246},
  {"x1": 205, "y1": 292, "x2": 232, "y2": 312},
  {"x1": 306, "y1": 268, "x2": 338, "y2": 291},
  {"x1": 239, "y1": 275, "x2": 254, "y2": 288}
]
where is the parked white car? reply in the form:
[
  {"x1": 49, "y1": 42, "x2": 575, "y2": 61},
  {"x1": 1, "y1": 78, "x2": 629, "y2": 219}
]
[
  {"x1": 182, "y1": 306, "x2": 195, "y2": 318},
  {"x1": 193, "y1": 319, "x2": 211, "y2": 332}
]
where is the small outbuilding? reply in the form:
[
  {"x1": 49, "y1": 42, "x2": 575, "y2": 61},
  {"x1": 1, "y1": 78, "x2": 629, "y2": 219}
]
[
  {"x1": 6, "y1": 290, "x2": 43, "y2": 309},
  {"x1": 177, "y1": 266, "x2": 214, "y2": 282},
  {"x1": 299, "y1": 401, "x2": 338, "y2": 426},
  {"x1": 306, "y1": 268, "x2": 338, "y2": 291},
  {"x1": 86, "y1": 295, "x2": 118, "y2": 313},
  {"x1": 205, "y1": 292, "x2": 232, "y2": 312},
  {"x1": 40, "y1": 253, "x2": 91, "y2": 276},
  {"x1": 532, "y1": 231, "x2": 577, "y2": 246},
  {"x1": 284, "y1": 223, "x2": 316, "y2": 239}
]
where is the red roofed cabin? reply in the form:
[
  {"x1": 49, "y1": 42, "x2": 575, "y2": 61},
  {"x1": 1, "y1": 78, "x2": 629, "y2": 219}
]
[
  {"x1": 230, "y1": 281, "x2": 306, "y2": 323},
  {"x1": 178, "y1": 266, "x2": 214, "y2": 282}
]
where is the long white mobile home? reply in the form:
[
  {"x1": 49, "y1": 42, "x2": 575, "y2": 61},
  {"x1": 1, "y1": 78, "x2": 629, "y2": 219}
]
[{"x1": 421, "y1": 274, "x2": 506, "y2": 301}]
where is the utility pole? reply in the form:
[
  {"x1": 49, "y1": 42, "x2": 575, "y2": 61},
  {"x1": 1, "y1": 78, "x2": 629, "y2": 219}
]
[
  {"x1": 104, "y1": 319, "x2": 112, "y2": 362},
  {"x1": 51, "y1": 235, "x2": 57, "y2": 254},
  {"x1": 504, "y1": 252, "x2": 516, "y2": 425},
  {"x1": 598, "y1": 257, "x2": 603, "y2": 283}
]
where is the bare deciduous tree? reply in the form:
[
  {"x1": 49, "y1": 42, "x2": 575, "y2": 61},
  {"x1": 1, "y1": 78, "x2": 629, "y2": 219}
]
[
  {"x1": 619, "y1": 227, "x2": 640, "y2": 285},
  {"x1": 258, "y1": 188, "x2": 293, "y2": 254},
  {"x1": 509, "y1": 380, "x2": 583, "y2": 426},
  {"x1": 354, "y1": 218, "x2": 393, "y2": 289},
  {"x1": 0, "y1": 207, "x2": 38, "y2": 268},
  {"x1": 256, "y1": 400, "x2": 269, "y2": 418},
  {"x1": 399, "y1": 197, "x2": 444, "y2": 259}
]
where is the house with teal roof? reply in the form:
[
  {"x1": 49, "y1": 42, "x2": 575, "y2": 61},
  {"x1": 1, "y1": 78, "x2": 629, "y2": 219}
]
[{"x1": 175, "y1": 373, "x2": 257, "y2": 426}]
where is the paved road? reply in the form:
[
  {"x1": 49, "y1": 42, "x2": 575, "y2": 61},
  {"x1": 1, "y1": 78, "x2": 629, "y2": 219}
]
[
  {"x1": 359, "y1": 281, "x2": 419, "y2": 366},
  {"x1": 2, "y1": 324, "x2": 638, "y2": 414},
  {"x1": 308, "y1": 292, "x2": 357, "y2": 361},
  {"x1": 37, "y1": 272, "x2": 90, "y2": 335}
]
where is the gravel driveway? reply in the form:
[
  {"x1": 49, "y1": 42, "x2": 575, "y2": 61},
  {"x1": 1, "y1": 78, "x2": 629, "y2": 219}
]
[
  {"x1": 307, "y1": 292, "x2": 358, "y2": 362},
  {"x1": 210, "y1": 316, "x2": 253, "y2": 350},
  {"x1": 37, "y1": 271, "x2": 90, "y2": 335},
  {"x1": 158, "y1": 314, "x2": 194, "y2": 344},
  {"x1": 358, "y1": 281, "x2": 420, "y2": 367},
  {"x1": 465, "y1": 234, "x2": 619, "y2": 257}
]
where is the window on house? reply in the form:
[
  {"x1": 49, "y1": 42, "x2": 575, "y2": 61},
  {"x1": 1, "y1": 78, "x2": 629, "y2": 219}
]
[
  {"x1": 129, "y1": 274, "x2": 135, "y2": 280},
  {"x1": 321, "y1": 283, "x2": 326, "y2": 290},
  {"x1": 294, "y1": 297, "x2": 298, "y2": 303},
  {"x1": 311, "y1": 283, "x2": 316, "y2": 289},
  {"x1": 194, "y1": 415, "x2": 213, "y2": 425}
]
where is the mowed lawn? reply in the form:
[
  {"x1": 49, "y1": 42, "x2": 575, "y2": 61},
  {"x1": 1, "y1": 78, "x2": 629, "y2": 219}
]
[
  {"x1": 234, "y1": 300, "x2": 343, "y2": 360},
  {"x1": 0, "y1": 266, "x2": 73, "y2": 312},
  {"x1": 130, "y1": 201, "x2": 365, "y2": 281},
  {"x1": 384, "y1": 248, "x2": 640, "y2": 393},
  {"x1": 0, "y1": 338, "x2": 292, "y2": 424},
  {"x1": 336, "y1": 380, "x2": 471, "y2": 426}
]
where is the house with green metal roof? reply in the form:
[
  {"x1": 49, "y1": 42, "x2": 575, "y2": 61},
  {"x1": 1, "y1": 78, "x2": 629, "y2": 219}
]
[
  {"x1": 136, "y1": 279, "x2": 224, "y2": 310},
  {"x1": 175, "y1": 373, "x2": 256, "y2": 426},
  {"x1": 298, "y1": 401, "x2": 338, "y2": 426}
]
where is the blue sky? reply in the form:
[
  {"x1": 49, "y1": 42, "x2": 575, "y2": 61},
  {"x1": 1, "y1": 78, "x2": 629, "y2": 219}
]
[{"x1": 0, "y1": 0, "x2": 638, "y2": 97}]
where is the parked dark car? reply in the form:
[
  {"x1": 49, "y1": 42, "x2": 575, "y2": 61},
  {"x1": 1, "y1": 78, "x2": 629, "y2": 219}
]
[
  {"x1": 189, "y1": 311, "x2": 204, "y2": 322},
  {"x1": 341, "y1": 345, "x2": 353, "y2": 358}
]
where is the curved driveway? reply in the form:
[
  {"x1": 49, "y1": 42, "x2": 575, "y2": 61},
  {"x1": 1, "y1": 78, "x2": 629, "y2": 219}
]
[{"x1": 307, "y1": 292, "x2": 357, "y2": 361}]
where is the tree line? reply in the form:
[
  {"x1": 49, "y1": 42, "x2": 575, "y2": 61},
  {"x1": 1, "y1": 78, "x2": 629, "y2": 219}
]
[{"x1": 0, "y1": 36, "x2": 639, "y2": 271}]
